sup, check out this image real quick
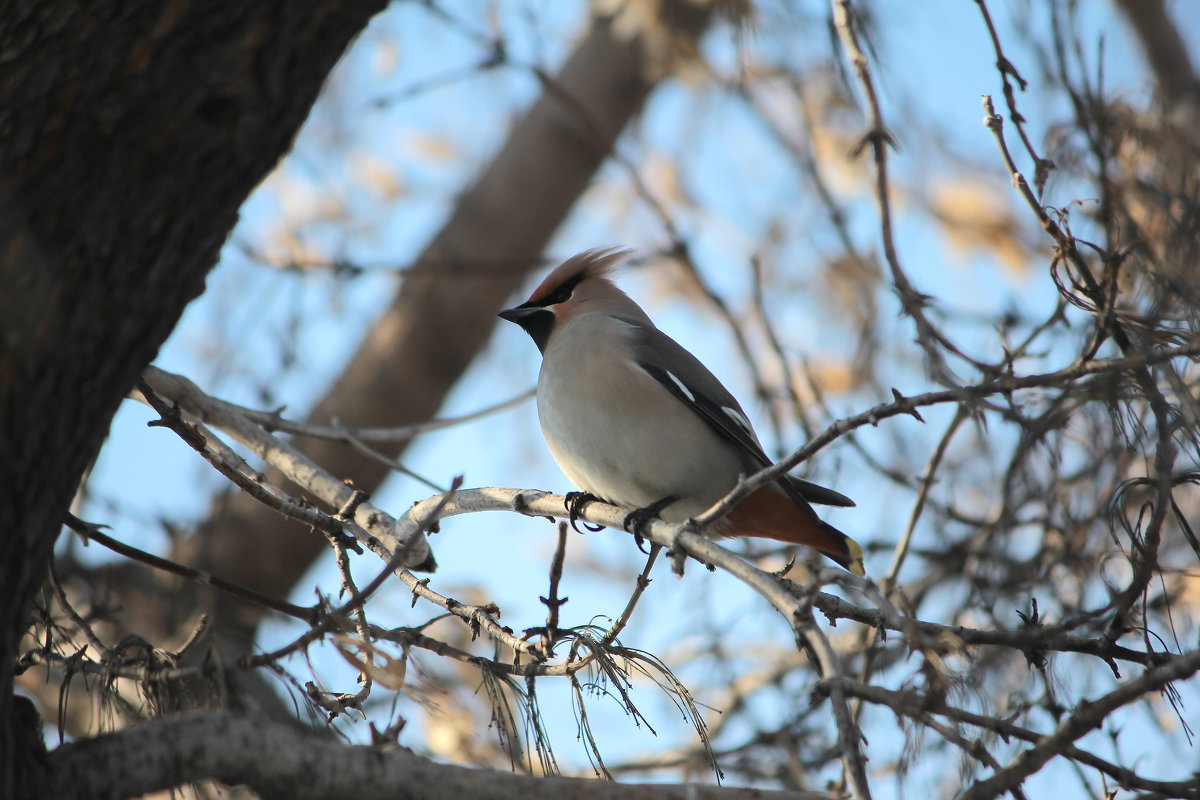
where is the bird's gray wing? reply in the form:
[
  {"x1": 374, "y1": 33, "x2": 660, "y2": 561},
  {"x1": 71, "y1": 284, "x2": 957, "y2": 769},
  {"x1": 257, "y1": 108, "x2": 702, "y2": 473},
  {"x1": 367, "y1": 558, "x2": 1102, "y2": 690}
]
[{"x1": 628, "y1": 322, "x2": 854, "y2": 508}]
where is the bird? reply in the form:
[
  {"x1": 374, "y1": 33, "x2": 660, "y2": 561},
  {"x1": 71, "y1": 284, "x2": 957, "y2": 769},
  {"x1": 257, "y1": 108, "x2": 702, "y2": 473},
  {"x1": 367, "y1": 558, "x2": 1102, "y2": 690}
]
[{"x1": 498, "y1": 248, "x2": 864, "y2": 575}]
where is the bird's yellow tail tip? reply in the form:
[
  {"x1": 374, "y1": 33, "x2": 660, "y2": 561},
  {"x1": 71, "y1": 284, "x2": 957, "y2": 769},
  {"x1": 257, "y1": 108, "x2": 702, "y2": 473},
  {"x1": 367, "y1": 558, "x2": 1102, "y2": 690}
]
[{"x1": 846, "y1": 537, "x2": 866, "y2": 577}]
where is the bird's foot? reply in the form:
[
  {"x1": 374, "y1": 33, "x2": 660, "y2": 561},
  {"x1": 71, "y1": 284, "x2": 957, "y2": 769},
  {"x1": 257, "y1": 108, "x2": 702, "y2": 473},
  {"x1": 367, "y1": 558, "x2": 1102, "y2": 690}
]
[
  {"x1": 564, "y1": 491, "x2": 604, "y2": 533},
  {"x1": 622, "y1": 495, "x2": 677, "y2": 554}
]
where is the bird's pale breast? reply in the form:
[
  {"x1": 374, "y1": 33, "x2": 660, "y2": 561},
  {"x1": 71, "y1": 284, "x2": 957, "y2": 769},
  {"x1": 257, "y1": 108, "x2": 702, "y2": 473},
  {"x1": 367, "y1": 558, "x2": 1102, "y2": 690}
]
[{"x1": 537, "y1": 313, "x2": 743, "y2": 519}]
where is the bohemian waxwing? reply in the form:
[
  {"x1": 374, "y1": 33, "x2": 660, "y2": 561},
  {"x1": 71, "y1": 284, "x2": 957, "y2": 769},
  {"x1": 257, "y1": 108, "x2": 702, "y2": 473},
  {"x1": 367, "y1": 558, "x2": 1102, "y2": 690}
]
[{"x1": 499, "y1": 248, "x2": 864, "y2": 575}]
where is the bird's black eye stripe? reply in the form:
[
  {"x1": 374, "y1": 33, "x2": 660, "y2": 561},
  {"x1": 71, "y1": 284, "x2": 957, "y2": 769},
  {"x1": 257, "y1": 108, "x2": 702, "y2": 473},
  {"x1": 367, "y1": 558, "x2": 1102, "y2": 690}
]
[
  {"x1": 546, "y1": 285, "x2": 573, "y2": 305},
  {"x1": 546, "y1": 272, "x2": 586, "y2": 304},
  {"x1": 523, "y1": 271, "x2": 587, "y2": 309}
]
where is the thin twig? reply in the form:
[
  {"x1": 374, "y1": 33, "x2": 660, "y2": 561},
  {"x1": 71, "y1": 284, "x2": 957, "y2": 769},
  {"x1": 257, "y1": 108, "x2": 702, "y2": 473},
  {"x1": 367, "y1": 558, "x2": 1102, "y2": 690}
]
[
  {"x1": 533, "y1": 522, "x2": 570, "y2": 660},
  {"x1": 46, "y1": 557, "x2": 110, "y2": 657},
  {"x1": 957, "y1": 647, "x2": 1200, "y2": 799},
  {"x1": 600, "y1": 544, "x2": 661, "y2": 647},
  {"x1": 826, "y1": 677, "x2": 1199, "y2": 797},
  {"x1": 833, "y1": 0, "x2": 971, "y2": 385},
  {"x1": 981, "y1": 95, "x2": 1179, "y2": 648},
  {"x1": 884, "y1": 406, "x2": 969, "y2": 589},
  {"x1": 64, "y1": 514, "x2": 317, "y2": 624}
]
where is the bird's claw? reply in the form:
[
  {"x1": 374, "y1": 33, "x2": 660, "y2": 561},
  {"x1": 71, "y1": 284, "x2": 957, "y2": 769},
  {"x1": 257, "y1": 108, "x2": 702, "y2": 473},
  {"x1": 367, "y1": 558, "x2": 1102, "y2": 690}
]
[
  {"x1": 632, "y1": 530, "x2": 650, "y2": 554},
  {"x1": 622, "y1": 495, "x2": 676, "y2": 553},
  {"x1": 564, "y1": 491, "x2": 604, "y2": 533}
]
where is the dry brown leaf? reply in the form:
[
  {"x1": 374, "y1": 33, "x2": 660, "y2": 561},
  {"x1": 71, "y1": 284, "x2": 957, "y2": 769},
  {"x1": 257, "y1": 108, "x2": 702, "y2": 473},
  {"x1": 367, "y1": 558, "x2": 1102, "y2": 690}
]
[
  {"x1": 333, "y1": 634, "x2": 409, "y2": 692},
  {"x1": 350, "y1": 152, "x2": 406, "y2": 201},
  {"x1": 928, "y1": 179, "x2": 1032, "y2": 276},
  {"x1": 406, "y1": 131, "x2": 459, "y2": 162}
]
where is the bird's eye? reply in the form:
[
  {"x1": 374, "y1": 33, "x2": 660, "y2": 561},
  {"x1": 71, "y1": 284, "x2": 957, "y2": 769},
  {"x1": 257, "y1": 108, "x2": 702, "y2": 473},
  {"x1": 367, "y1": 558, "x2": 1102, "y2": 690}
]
[{"x1": 546, "y1": 286, "x2": 573, "y2": 305}]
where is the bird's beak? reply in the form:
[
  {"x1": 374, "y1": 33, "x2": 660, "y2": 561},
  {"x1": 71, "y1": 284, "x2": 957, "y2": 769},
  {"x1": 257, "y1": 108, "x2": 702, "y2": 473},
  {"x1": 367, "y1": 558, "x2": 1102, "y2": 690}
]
[
  {"x1": 497, "y1": 306, "x2": 535, "y2": 324},
  {"x1": 498, "y1": 304, "x2": 554, "y2": 353}
]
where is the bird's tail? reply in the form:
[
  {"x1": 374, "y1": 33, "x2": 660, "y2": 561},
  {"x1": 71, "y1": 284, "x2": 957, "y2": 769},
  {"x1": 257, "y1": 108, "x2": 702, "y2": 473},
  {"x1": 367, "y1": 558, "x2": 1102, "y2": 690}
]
[
  {"x1": 811, "y1": 520, "x2": 865, "y2": 576},
  {"x1": 725, "y1": 486, "x2": 866, "y2": 576}
]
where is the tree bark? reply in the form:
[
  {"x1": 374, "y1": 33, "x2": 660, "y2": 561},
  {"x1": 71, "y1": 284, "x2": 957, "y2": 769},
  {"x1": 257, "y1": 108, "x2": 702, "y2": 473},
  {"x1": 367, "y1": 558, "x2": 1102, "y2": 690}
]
[
  {"x1": 47, "y1": 710, "x2": 826, "y2": 800},
  {"x1": 0, "y1": 2, "x2": 387, "y2": 795}
]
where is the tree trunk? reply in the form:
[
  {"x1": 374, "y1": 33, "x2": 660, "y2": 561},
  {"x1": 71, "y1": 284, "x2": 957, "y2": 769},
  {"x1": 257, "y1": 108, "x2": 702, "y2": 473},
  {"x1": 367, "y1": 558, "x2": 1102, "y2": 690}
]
[{"x1": 0, "y1": 2, "x2": 387, "y2": 795}]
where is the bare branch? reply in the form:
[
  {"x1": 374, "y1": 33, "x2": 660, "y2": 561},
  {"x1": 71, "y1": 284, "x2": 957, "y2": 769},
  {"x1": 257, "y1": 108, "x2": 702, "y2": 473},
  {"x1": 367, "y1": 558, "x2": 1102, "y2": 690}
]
[
  {"x1": 958, "y1": 648, "x2": 1200, "y2": 799},
  {"x1": 45, "y1": 710, "x2": 832, "y2": 800},
  {"x1": 137, "y1": 366, "x2": 434, "y2": 570}
]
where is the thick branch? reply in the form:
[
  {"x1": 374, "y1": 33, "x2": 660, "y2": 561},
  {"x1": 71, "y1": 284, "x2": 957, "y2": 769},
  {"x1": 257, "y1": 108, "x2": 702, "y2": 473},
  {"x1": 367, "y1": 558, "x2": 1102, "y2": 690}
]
[
  {"x1": 138, "y1": 367, "x2": 434, "y2": 570},
  {"x1": 403, "y1": 488, "x2": 1179, "y2": 674},
  {"x1": 46, "y1": 710, "x2": 825, "y2": 800}
]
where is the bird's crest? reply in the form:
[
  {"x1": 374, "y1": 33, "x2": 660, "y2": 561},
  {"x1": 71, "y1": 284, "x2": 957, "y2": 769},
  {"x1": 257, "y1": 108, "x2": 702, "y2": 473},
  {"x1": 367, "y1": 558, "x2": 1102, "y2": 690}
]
[{"x1": 526, "y1": 247, "x2": 632, "y2": 306}]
